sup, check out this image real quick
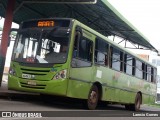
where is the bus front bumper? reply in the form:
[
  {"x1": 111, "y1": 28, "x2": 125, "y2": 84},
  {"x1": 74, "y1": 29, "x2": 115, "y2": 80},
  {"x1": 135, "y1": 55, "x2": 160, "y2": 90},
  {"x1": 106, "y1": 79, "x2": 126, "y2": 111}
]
[{"x1": 8, "y1": 75, "x2": 68, "y2": 96}]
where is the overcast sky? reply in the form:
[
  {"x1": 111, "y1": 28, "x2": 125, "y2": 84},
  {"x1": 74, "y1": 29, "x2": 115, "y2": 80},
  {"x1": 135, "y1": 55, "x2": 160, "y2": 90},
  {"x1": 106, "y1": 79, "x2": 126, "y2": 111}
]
[
  {"x1": 0, "y1": 0, "x2": 160, "y2": 67},
  {"x1": 0, "y1": 18, "x2": 19, "y2": 28},
  {"x1": 107, "y1": 0, "x2": 160, "y2": 50},
  {"x1": 1, "y1": 0, "x2": 160, "y2": 49}
]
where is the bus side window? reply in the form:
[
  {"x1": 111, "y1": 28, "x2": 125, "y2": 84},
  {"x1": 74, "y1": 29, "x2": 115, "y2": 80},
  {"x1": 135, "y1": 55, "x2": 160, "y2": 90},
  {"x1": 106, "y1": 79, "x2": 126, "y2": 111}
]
[
  {"x1": 73, "y1": 31, "x2": 81, "y2": 58},
  {"x1": 147, "y1": 65, "x2": 152, "y2": 82},
  {"x1": 124, "y1": 54, "x2": 133, "y2": 75},
  {"x1": 95, "y1": 38, "x2": 108, "y2": 66},
  {"x1": 135, "y1": 60, "x2": 143, "y2": 79},
  {"x1": 153, "y1": 68, "x2": 157, "y2": 83},
  {"x1": 151, "y1": 67, "x2": 154, "y2": 83},
  {"x1": 120, "y1": 52, "x2": 124, "y2": 72},
  {"x1": 132, "y1": 58, "x2": 136, "y2": 76},
  {"x1": 79, "y1": 38, "x2": 93, "y2": 62},
  {"x1": 111, "y1": 46, "x2": 121, "y2": 71},
  {"x1": 109, "y1": 46, "x2": 113, "y2": 68},
  {"x1": 142, "y1": 63, "x2": 146, "y2": 80},
  {"x1": 72, "y1": 30, "x2": 93, "y2": 67},
  {"x1": 145, "y1": 65, "x2": 148, "y2": 80}
]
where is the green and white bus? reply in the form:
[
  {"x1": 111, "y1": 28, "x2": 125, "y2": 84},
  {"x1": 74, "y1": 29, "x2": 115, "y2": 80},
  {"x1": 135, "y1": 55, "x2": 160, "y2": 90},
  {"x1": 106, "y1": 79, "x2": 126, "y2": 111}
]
[{"x1": 8, "y1": 18, "x2": 157, "y2": 111}]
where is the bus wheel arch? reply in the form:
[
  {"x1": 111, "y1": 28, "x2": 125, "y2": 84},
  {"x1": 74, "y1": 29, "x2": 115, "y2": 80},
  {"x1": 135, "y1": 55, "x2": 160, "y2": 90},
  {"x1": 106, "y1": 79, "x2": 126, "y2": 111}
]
[{"x1": 93, "y1": 82, "x2": 102, "y2": 101}]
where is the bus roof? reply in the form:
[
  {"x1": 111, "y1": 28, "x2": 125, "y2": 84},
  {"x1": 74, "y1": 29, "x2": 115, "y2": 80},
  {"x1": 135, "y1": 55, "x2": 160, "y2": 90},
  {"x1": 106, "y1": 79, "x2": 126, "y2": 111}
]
[{"x1": 0, "y1": 0, "x2": 157, "y2": 51}]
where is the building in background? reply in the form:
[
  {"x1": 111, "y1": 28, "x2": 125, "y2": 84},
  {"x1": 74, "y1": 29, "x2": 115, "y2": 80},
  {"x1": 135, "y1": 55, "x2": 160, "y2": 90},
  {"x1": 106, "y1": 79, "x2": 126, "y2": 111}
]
[{"x1": 137, "y1": 54, "x2": 149, "y2": 61}]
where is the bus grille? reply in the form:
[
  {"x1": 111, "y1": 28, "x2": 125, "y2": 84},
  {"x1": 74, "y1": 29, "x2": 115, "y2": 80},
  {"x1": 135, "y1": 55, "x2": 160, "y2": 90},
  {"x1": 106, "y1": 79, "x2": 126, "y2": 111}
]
[
  {"x1": 20, "y1": 82, "x2": 46, "y2": 89},
  {"x1": 21, "y1": 68, "x2": 50, "y2": 76}
]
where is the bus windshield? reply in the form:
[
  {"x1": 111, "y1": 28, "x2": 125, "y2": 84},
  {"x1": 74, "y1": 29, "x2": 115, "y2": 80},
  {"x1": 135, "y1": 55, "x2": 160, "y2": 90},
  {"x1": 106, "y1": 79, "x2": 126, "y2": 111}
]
[{"x1": 12, "y1": 27, "x2": 70, "y2": 64}]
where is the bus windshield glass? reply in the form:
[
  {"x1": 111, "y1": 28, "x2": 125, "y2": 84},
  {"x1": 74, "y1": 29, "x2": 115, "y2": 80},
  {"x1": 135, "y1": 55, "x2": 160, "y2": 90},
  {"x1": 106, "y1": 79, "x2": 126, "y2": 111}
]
[{"x1": 12, "y1": 27, "x2": 70, "y2": 64}]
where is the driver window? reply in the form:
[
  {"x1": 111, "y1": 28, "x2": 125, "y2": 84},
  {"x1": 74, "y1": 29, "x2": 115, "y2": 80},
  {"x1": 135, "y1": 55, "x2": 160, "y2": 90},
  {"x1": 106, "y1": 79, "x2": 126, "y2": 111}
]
[{"x1": 72, "y1": 30, "x2": 93, "y2": 67}]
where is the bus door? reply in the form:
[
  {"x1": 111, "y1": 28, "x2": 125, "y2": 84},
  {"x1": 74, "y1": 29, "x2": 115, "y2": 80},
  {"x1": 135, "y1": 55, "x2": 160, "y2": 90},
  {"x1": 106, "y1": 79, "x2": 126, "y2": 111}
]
[{"x1": 68, "y1": 28, "x2": 95, "y2": 98}]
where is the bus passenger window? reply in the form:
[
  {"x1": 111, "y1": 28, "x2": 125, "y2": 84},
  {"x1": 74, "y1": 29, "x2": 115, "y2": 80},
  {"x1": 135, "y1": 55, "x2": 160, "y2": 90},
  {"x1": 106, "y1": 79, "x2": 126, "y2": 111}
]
[
  {"x1": 135, "y1": 60, "x2": 143, "y2": 79},
  {"x1": 142, "y1": 63, "x2": 146, "y2": 80},
  {"x1": 73, "y1": 31, "x2": 81, "y2": 58},
  {"x1": 95, "y1": 38, "x2": 108, "y2": 66},
  {"x1": 111, "y1": 47, "x2": 121, "y2": 71},
  {"x1": 147, "y1": 65, "x2": 152, "y2": 82},
  {"x1": 153, "y1": 68, "x2": 157, "y2": 83},
  {"x1": 145, "y1": 65, "x2": 147, "y2": 80},
  {"x1": 124, "y1": 54, "x2": 133, "y2": 75},
  {"x1": 120, "y1": 52, "x2": 124, "y2": 71},
  {"x1": 79, "y1": 39, "x2": 92, "y2": 61},
  {"x1": 72, "y1": 31, "x2": 93, "y2": 67},
  {"x1": 151, "y1": 67, "x2": 154, "y2": 83}
]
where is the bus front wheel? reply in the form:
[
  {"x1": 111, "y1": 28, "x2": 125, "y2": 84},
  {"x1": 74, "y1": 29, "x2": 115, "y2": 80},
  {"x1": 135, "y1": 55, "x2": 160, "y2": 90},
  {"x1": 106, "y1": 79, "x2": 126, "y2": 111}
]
[{"x1": 85, "y1": 85, "x2": 99, "y2": 110}]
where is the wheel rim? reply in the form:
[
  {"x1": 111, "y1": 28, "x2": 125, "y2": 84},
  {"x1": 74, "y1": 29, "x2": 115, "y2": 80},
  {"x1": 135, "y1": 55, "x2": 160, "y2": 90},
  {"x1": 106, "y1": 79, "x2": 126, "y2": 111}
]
[
  {"x1": 135, "y1": 94, "x2": 141, "y2": 111},
  {"x1": 89, "y1": 91, "x2": 98, "y2": 105}
]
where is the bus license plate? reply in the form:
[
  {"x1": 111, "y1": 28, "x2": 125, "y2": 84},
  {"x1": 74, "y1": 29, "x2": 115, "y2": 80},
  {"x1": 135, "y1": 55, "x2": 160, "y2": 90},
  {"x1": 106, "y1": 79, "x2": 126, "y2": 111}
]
[
  {"x1": 27, "y1": 81, "x2": 36, "y2": 86},
  {"x1": 22, "y1": 74, "x2": 31, "y2": 79}
]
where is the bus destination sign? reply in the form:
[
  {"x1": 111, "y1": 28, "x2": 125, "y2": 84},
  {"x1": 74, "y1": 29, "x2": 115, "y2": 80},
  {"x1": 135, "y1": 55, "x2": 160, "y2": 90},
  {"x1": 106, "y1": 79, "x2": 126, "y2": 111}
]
[{"x1": 38, "y1": 21, "x2": 55, "y2": 27}]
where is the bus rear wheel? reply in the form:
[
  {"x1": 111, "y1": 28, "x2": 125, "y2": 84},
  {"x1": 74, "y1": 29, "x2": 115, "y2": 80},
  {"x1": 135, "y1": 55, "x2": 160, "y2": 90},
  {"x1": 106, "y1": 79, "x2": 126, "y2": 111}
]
[
  {"x1": 128, "y1": 93, "x2": 142, "y2": 111},
  {"x1": 85, "y1": 85, "x2": 99, "y2": 110}
]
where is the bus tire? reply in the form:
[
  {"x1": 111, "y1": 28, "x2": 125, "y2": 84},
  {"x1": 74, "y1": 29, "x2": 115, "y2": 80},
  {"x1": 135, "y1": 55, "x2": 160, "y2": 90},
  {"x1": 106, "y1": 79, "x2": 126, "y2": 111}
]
[
  {"x1": 130, "y1": 93, "x2": 141, "y2": 111},
  {"x1": 85, "y1": 85, "x2": 99, "y2": 110}
]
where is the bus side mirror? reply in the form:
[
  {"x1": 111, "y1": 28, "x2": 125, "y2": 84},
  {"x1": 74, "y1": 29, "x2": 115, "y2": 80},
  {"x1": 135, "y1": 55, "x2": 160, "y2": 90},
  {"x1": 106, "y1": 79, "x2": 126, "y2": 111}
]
[{"x1": 8, "y1": 28, "x2": 18, "y2": 47}]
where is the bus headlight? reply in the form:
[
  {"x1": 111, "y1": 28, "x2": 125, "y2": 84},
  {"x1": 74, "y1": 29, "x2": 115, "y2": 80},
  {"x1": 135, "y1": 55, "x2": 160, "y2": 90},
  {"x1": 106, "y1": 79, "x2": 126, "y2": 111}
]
[
  {"x1": 9, "y1": 67, "x2": 16, "y2": 76},
  {"x1": 53, "y1": 70, "x2": 67, "y2": 80}
]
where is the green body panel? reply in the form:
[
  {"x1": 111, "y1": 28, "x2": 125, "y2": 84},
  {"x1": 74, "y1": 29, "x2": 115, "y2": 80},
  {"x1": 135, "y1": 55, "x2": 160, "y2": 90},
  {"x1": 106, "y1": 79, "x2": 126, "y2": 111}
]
[
  {"x1": 95, "y1": 65, "x2": 156, "y2": 103},
  {"x1": 8, "y1": 61, "x2": 69, "y2": 95},
  {"x1": 8, "y1": 75, "x2": 68, "y2": 95},
  {"x1": 67, "y1": 80, "x2": 91, "y2": 99},
  {"x1": 8, "y1": 19, "x2": 156, "y2": 106}
]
